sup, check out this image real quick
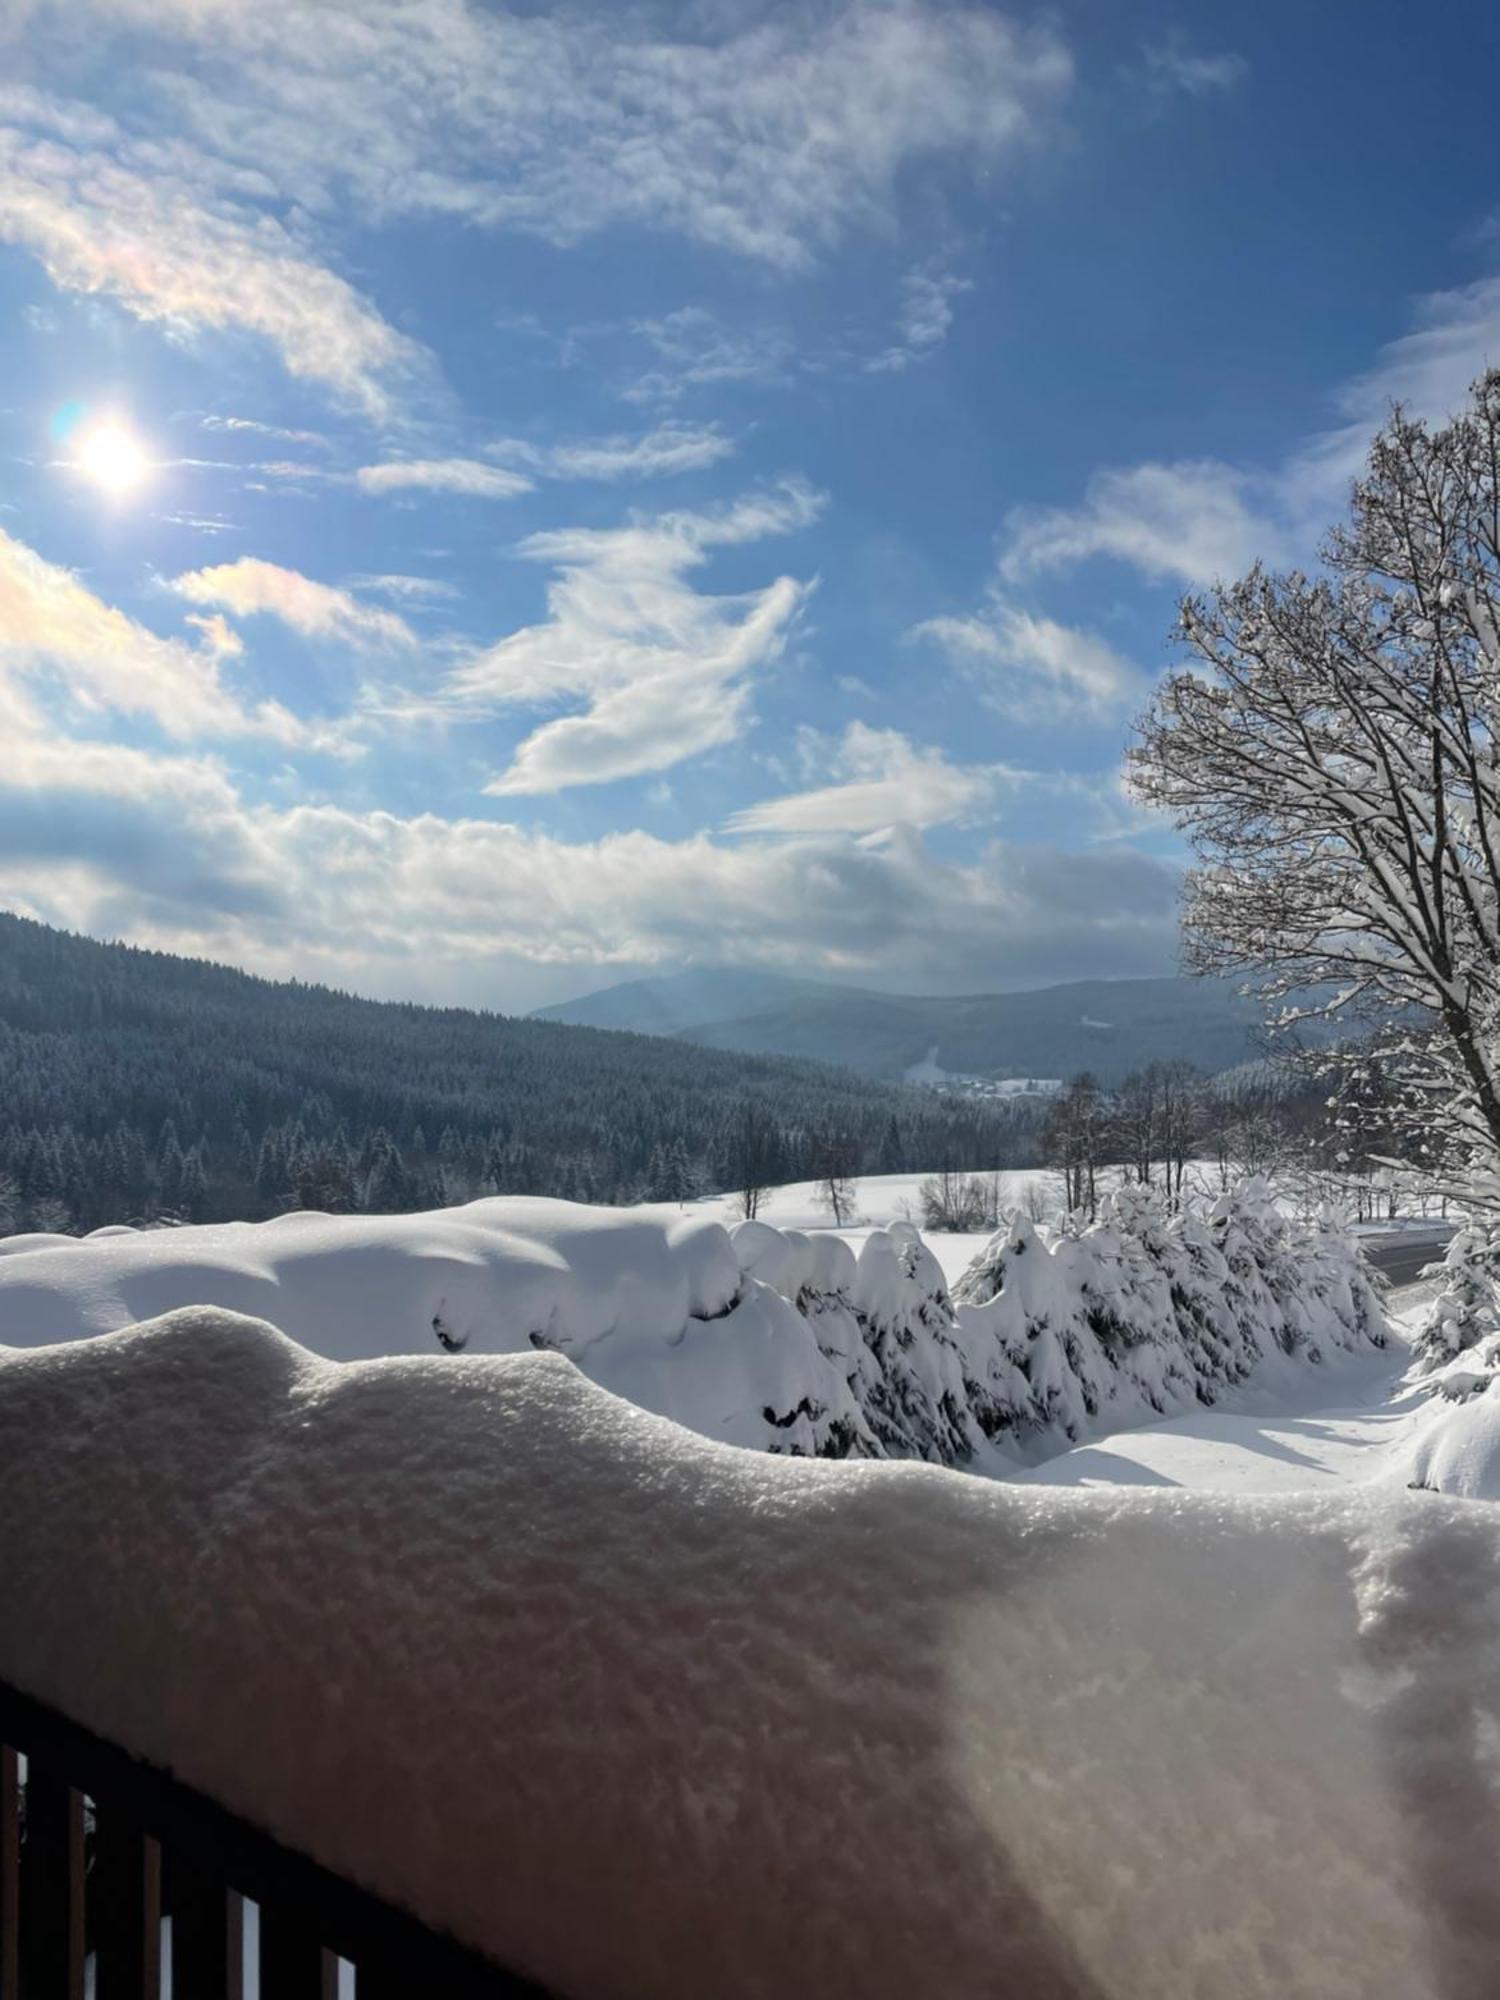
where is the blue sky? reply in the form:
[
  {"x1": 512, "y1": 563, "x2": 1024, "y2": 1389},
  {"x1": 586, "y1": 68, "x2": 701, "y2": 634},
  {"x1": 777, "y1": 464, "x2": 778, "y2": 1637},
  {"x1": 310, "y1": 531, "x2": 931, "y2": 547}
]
[{"x1": 2, "y1": 0, "x2": 1498, "y2": 1009}]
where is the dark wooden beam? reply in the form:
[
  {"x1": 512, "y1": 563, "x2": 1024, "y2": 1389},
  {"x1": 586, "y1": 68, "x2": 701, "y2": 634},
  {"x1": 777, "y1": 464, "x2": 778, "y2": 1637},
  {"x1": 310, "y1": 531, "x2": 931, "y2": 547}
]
[
  {"x1": 0, "y1": 1680, "x2": 547, "y2": 2000},
  {"x1": 93, "y1": 1809, "x2": 162, "y2": 1999},
  {"x1": 19, "y1": 1756, "x2": 85, "y2": 2000}
]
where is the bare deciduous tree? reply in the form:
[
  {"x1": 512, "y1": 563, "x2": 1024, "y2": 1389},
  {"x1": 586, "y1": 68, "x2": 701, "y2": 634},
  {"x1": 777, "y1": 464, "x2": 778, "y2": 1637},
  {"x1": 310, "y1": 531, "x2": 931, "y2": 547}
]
[
  {"x1": 918, "y1": 1170, "x2": 989, "y2": 1232},
  {"x1": 1044, "y1": 1073, "x2": 1105, "y2": 1218},
  {"x1": 1132, "y1": 370, "x2": 1500, "y2": 1189},
  {"x1": 814, "y1": 1124, "x2": 860, "y2": 1228},
  {"x1": 728, "y1": 1099, "x2": 780, "y2": 1220}
]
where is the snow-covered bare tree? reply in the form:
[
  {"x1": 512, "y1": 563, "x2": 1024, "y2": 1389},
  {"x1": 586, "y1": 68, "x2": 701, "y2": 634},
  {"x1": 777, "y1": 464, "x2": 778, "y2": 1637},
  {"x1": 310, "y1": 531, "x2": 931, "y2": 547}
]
[
  {"x1": 1044, "y1": 1073, "x2": 1105, "y2": 1218},
  {"x1": 1131, "y1": 370, "x2": 1500, "y2": 1192}
]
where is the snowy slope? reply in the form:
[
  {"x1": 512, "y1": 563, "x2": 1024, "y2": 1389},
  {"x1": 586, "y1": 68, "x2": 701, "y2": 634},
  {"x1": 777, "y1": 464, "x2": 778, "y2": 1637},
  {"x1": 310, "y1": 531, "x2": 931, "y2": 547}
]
[
  {"x1": 0, "y1": 1185, "x2": 1385, "y2": 1469},
  {"x1": 1020, "y1": 1344, "x2": 1418, "y2": 1492},
  {"x1": 3, "y1": 1310, "x2": 1498, "y2": 2000},
  {"x1": 1015, "y1": 1278, "x2": 1500, "y2": 1506}
]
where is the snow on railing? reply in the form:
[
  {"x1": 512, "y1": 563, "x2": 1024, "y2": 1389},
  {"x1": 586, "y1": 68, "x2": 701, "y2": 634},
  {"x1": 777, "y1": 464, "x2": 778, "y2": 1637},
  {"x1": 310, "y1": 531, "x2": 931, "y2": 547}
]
[{"x1": 3, "y1": 1306, "x2": 1496, "y2": 1999}]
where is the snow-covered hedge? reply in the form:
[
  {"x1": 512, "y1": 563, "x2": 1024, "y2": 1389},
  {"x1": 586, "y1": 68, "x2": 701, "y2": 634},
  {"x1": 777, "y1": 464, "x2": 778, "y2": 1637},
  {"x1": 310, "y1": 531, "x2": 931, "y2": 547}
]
[
  {"x1": 1, "y1": 1309, "x2": 1495, "y2": 1999},
  {"x1": 0, "y1": 1181, "x2": 1384, "y2": 1469},
  {"x1": 945, "y1": 1181, "x2": 1386, "y2": 1463}
]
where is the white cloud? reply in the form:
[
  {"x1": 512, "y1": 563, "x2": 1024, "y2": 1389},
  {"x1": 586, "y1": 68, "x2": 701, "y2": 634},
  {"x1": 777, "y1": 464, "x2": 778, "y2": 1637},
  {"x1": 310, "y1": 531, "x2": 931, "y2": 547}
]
[
  {"x1": 0, "y1": 525, "x2": 324, "y2": 743},
  {"x1": 0, "y1": 125, "x2": 420, "y2": 420},
  {"x1": 507, "y1": 423, "x2": 737, "y2": 483},
  {"x1": 727, "y1": 723, "x2": 1005, "y2": 834},
  {"x1": 171, "y1": 558, "x2": 416, "y2": 649},
  {"x1": 914, "y1": 601, "x2": 1141, "y2": 715},
  {"x1": 1139, "y1": 42, "x2": 1249, "y2": 99},
  {"x1": 1285, "y1": 274, "x2": 1500, "y2": 521},
  {"x1": 622, "y1": 307, "x2": 796, "y2": 403},
  {"x1": 0, "y1": 1, "x2": 1071, "y2": 419},
  {"x1": 23, "y1": 1, "x2": 1072, "y2": 271},
  {"x1": 995, "y1": 275, "x2": 1500, "y2": 595},
  {"x1": 358, "y1": 425, "x2": 734, "y2": 498},
  {"x1": 199, "y1": 415, "x2": 331, "y2": 449},
  {"x1": 1000, "y1": 461, "x2": 1281, "y2": 590},
  {"x1": 447, "y1": 481, "x2": 824, "y2": 795},
  {"x1": 354, "y1": 459, "x2": 535, "y2": 501},
  {"x1": 0, "y1": 766, "x2": 1183, "y2": 1002},
  {"x1": 868, "y1": 265, "x2": 972, "y2": 373},
  {"x1": 349, "y1": 573, "x2": 460, "y2": 604}
]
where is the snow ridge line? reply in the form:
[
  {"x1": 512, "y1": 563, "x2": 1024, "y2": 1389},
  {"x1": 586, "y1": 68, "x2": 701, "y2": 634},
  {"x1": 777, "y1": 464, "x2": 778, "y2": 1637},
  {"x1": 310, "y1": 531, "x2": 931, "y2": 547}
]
[{"x1": 0, "y1": 1182, "x2": 1386, "y2": 1471}]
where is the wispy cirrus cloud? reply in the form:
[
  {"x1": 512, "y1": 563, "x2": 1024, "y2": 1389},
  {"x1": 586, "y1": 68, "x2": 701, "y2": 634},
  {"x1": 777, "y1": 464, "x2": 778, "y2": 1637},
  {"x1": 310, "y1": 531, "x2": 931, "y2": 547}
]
[
  {"x1": 999, "y1": 460, "x2": 1283, "y2": 590},
  {"x1": 989, "y1": 273, "x2": 1500, "y2": 596},
  {"x1": 867, "y1": 265, "x2": 972, "y2": 373},
  {"x1": 0, "y1": 124, "x2": 421, "y2": 421},
  {"x1": 171, "y1": 558, "x2": 416, "y2": 649},
  {"x1": 0, "y1": 525, "x2": 330, "y2": 744},
  {"x1": 502, "y1": 422, "x2": 737, "y2": 483},
  {"x1": 1, "y1": 2, "x2": 1073, "y2": 416},
  {"x1": 623, "y1": 308, "x2": 795, "y2": 404},
  {"x1": 913, "y1": 601, "x2": 1141, "y2": 716},
  {"x1": 197, "y1": 415, "x2": 332, "y2": 449},
  {"x1": 444, "y1": 480, "x2": 824, "y2": 795},
  {"x1": 354, "y1": 459, "x2": 535, "y2": 501},
  {"x1": 727, "y1": 722, "x2": 1007, "y2": 834},
  {"x1": 356, "y1": 423, "x2": 734, "y2": 499},
  {"x1": 48, "y1": 1, "x2": 1072, "y2": 268},
  {"x1": 1137, "y1": 41, "x2": 1249, "y2": 100},
  {"x1": 349, "y1": 573, "x2": 461, "y2": 605}
]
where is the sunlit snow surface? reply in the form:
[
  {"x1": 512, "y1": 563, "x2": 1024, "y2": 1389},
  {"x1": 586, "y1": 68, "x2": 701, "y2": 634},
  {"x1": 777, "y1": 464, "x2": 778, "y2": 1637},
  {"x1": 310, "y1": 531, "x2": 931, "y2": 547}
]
[
  {"x1": 3, "y1": 1308, "x2": 1500, "y2": 1999},
  {"x1": 0, "y1": 1185, "x2": 1389, "y2": 1468},
  {"x1": 2, "y1": 1197, "x2": 1499, "y2": 1993}
]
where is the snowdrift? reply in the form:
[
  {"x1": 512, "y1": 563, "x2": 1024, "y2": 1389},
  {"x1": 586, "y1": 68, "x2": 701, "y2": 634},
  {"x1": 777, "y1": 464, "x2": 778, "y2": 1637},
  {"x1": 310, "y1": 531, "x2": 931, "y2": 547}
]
[
  {"x1": 2, "y1": 1310, "x2": 1497, "y2": 2000},
  {"x1": 0, "y1": 1183, "x2": 1385, "y2": 1466}
]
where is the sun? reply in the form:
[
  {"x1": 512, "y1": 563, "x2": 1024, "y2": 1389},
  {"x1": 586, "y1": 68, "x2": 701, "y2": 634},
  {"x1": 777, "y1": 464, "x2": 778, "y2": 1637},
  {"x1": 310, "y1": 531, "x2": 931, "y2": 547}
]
[{"x1": 74, "y1": 421, "x2": 152, "y2": 497}]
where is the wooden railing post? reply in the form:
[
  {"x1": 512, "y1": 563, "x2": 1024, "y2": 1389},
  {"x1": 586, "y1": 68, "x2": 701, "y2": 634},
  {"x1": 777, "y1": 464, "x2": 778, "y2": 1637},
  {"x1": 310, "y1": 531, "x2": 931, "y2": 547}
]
[
  {"x1": 1, "y1": 1746, "x2": 18, "y2": 1999},
  {"x1": 19, "y1": 1758, "x2": 85, "y2": 2000},
  {"x1": 93, "y1": 1806, "x2": 161, "y2": 1998},
  {"x1": 168, "y1": 1848, "x2": 243, "y2": 2000},
  {"x1": 258, "y1": 1903, "x2": 335, "y2": 2000}
]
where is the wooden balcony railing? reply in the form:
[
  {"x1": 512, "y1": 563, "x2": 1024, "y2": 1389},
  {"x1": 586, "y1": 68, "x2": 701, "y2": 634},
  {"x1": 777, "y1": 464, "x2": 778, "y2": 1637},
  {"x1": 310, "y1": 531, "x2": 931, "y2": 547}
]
[{"x1": 0, "y1": 1679, "x2": 550, "y2": 1999}]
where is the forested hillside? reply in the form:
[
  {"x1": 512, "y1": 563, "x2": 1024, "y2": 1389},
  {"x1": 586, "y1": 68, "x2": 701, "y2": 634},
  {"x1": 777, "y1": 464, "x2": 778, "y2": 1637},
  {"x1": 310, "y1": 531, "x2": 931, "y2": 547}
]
[{"x1": 0, "y1": 915, "x2": 1034, "y2": 1233}]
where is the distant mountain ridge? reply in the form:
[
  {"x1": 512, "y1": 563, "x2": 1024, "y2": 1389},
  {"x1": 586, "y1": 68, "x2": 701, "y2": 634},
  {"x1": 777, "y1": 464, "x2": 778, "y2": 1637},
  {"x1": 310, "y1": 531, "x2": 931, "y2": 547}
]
[{"x1": 535, "y1": 970, "x2": 1272, "y2": 1084}]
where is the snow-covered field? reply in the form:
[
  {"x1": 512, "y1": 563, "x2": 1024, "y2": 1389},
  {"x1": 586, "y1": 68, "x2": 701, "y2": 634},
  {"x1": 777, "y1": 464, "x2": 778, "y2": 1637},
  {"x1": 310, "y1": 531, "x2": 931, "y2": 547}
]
[
  {"x1": 4, "y1": 1187, "x2": 1500, "y2": 1995},
  {"x1": 689, "y1": 1168, "x2": 1027, "y2": 1281},
  {"x1": 0, "y1": 1179, "x2": 1388, "y2": 1469},
  {"x1": 1020, "y1": 1343, "x2": 1417, "y2": 1492}
]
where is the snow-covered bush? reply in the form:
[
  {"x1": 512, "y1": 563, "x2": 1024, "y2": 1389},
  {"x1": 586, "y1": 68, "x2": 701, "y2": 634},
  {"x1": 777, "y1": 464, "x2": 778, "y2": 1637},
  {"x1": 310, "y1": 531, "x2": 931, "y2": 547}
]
[
  {"x1": 1413, "y1": 1220, "x2": 1500, "y2": 1370},
  {"x1": 917, "y1": 1170, "x2": 990, "y2": 1232},
  {"x1": 944, "y1": 1180, "x2": 1384, "y2": 1461},
  {"x1": 0, "y1": 1183, "x2": 1385, "y2": 1472}
]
